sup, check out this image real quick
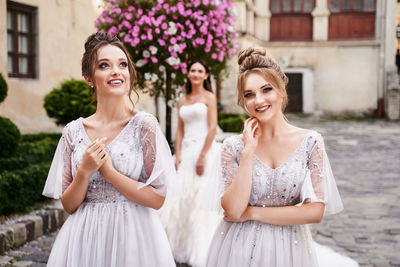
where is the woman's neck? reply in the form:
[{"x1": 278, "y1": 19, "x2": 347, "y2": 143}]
[
  {"x1": 190, "y1": 83, "x2": 205, "y2": 95},
  {"x1": 258, "y1": 112, "x2": 289, "y2": 140},
  {"x1": 92, "y1": 95, "x2": 133, "y2": 123}
]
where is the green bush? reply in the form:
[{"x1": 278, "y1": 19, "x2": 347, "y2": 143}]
[
  {"x1": 0, "y1": 136, "x2": 59, "y2": 173},
  {"x1": 21, "y1": 133, "x2": 61, "y2": 142},
  {"x1": 218, "y1": 113, "x2": 248, "y2": 133},
  {"x1": 0, "y1": 162, "x2": 50, "y2": 215},
  {"x1": 0, "y1": 73, "x2": 7, "y2": 103},
  {"x1": 44, "y1": 79, "x2": 96, "y2": 125},
  {"x1": 0, "y1": 116, "x2": 21, "y2": 157}
]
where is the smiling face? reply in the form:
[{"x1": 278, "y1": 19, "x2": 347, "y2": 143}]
[
  {"x1": 85, "y1": 44, "x2": 130, "y2": 99},
  {"x1": 187, "y1": 62, "x2": 209, "y2": 87},
  {"x1": 242, "y1": 72, "x2": 283, "y2": 122}
]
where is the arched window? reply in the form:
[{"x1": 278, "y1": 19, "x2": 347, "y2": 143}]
[
  {"x1": 270, "y1": 0, "x2": 315, "y2": 41},
  {"x1": 328, "y1": 0, "x2": 376, "y2": 40}
]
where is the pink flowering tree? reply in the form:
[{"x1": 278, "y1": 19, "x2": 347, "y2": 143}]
[{"x1": 96, "y1": 0, "x2": 238, "y2": 144}]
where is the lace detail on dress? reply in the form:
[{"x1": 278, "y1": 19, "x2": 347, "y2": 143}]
[{"x1": 220, "y1": 132, "x2": 325, "y2": 208}]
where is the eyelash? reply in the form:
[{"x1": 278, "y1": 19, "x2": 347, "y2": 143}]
[
  {"x1": 98, "y1": 62, "x2": 128, "y2": 69},
  {"x1": 243, "y1": 87, "x2": 272, "y2": 98}
]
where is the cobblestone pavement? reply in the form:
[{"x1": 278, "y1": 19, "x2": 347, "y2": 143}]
[{"x1": 1, "y1": 116, "x2": 399, "y2": 267}]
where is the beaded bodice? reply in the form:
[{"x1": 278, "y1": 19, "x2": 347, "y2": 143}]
[
  {"x1": 221, "y1": 131, "x2": 322, "y2": 207},
  {"x1": 60, "y1": 112, "x2": 156, "y2": 204}
]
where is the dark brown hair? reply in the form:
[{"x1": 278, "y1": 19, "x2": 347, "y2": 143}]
[
  {"x1": 81, "y1": 32, "x2": 137, "y2": 105},
  {"x1": 237, "y1": 47, "x2": 288, "y2": 111},
  {"x1": 185, "y1": 59, "x2": 213, "y2": 94}
]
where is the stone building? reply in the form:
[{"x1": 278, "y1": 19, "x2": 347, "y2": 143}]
[
  {"x1": 0, "y1": 0, "x2": 104, "y2": 132},
  {"x1": 220, "y1": 0, "x2": 399, "y2": 119},
  {"x1": 0, "y1": 0, "x2": 398, "y2": 135}
]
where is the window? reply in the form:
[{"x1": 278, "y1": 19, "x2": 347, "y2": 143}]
[
  {"x1": 328, "y1": 0, "x2": 376, "y2": 40},
  {"x1": 7, "y1": 1, "x2": 37, "y2": 78},
  {"x1": 270, "y1": 0, "x2": 315, "y2": 41}
]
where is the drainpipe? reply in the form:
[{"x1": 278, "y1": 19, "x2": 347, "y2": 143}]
[{"x1": 377, "y1": 0, "x2": 386, "y2": 118}]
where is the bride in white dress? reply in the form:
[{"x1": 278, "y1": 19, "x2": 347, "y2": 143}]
[
  {"x1": 206, "y1": 47, "x2": 358, "y2": 267},
  {"x1": 42, "y1": 32, "x2": 177, "y2": 267},
  {"x1": 160, "y1": 59, "x2": 222, "y2": 267}
]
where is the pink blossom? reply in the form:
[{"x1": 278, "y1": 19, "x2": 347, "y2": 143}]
[
  {"x1": 151, "y1": 56, "x2": 158, "y2": 63},
  {"x1": 163, "y1": 3, "x2": 169, "y2": 9},
  {"x1": 124, "y1": 12, "x2": 132, "y2": 20},
  {"x1": 158, "y1": 39, "x2": 166, "y2": 46},
  {"x1": 140, "y1": 34, "x2": 147, "y2": 40},
  {"x1": 211, "y1": 53, "x2": 217, "y2": 59},
  {"x1": 108, "y1": 26, "x2": 118, "y2": 36},
  {"x1": 105, "y1": 17, "x2": 113, "y2": 23},
  {"x1": 170, "y1": 37, "x2": 177, "y2": 44},
  {"x1": 155, "y1": 28, "x2": 161, "y2": 34},
  {"x1": 122, "y1": 20, "x2": 132, "y2": 29},
  {"x1": 137, "y1": 8, "x2": 143, "y2": 15},
  {"x1": 128, "y1": 6, "x2": 135, "y2": 12},
  {"x1": 161, "y1": 23, "x2": 168, "y2": 30}
]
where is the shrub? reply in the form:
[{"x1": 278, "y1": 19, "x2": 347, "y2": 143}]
[
  {"x1": 44, "y1": 79, "x2": 96, "y2": 125},
  {"x1": 218, "y1": 113, "x2": 248, "y2": 133},
  {"x1": 0, "y1": 136, "x2": 59, "y2": 173},
  {"x1": 0, "y1": 162, "x2": 50, "y2": 215},
  {"x1": 0, "y1": 73, "x2": 7, "y2": 103},
  {"x1": 21, "y1": 133, "x2": 61, "y2": 143},
  {"x1": 0, "y1": 116, "x2": 21, "y2": 157}
]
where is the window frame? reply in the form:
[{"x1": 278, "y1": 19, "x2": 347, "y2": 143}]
[
  {"x1": 7, "y1": 1, "x2": 38, "y2": 79},
  {"x1": 269, "y1": 0, "x2": 315, "y2": 41},
  {"x1": 328, "y1": 0, "x2": 376, "y2": 40},
  {"x1": 270, "y1": 0, "x2": 316, "y2": 14},
  {"x1": 328, "y1": 0, "x2": 376, "y2": 13}
]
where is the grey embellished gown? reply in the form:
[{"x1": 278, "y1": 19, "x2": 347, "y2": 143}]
[
  {"x1": 207, "y1": 131, "x2": 346, "y2": 267},
  {"x1": 42, "y1": 112, "x2": 177, "y2": 267}
]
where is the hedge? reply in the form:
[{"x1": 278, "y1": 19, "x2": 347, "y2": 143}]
[
  {"x1": 218, "y1": 113, "x2": 249, "y2": 133},
  {"x1": 0, "y1": 136, "x2": 59, "y2": 173},
  {"x1": 0, "y1": 116, "x2": 21, "y2": 157},
  {"x1": 0, "y1": 133, "x2": 60, "y2": 216},
  {"x1": 0, "y1": 162, "x2": 50, "y2": 215}
]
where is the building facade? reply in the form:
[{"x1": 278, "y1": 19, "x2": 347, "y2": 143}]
[{"x1": 220, "y1": 0, "x2": 398, "y2": 118}]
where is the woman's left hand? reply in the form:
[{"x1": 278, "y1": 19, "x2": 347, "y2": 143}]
[
  {"x1": 224, "y1": 207, "x2": 252, "y2": 222},
  {"x1": 195, "y1": 155, "x2": 206, "y2": 176}
]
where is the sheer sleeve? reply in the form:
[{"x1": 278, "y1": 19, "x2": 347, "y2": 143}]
[
  {"x1": 137, "y1": 114, "x2": 179, "y2": 197},
  {"x1": 220, "y1": 137, "x2": 239, "y2": 196},
  {"x1": 42, "y1": 124, "x2": 73, "y2": 199},
  {"x1": 298, "y1": 133, "x2": 344, "y2": 216}
]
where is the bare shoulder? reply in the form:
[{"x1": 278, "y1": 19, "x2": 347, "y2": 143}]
[
  {"x1": 205, "y1": 90, "x2": 216, "y2": 101},
  {"x1": 177, "y1": 96, "x2": 186, "y2": 107},
  {"x1": 286, "y1": 124, "x2": 313, "y2": 141}
]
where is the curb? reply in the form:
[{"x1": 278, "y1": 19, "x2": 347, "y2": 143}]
[{"x1": 0, "y1": 201, "x2": 68, "y2": 255}]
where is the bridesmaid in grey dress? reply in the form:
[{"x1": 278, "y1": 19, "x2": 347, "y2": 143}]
[
  {"x1": 42, "y1": 32, "x2": 177, "y2": 267},
  {"x1": 206, "y1": 47, "x2": 355, "y2": 267}
]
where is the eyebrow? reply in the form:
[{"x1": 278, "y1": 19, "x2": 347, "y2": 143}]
[
  {"x1": 243, "y1": 83, "x2": 272, "y2": 94},
  {"x1": 97, "y1": 58, "x2": 127, "y2": 62}
]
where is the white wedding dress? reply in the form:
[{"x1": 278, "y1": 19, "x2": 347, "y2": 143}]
[{"x1": 159, "y1": 102, "x2": 223, "y2": 267}]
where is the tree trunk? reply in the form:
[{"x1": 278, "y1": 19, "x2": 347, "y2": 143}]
[{"x1": 165, "y1": 69, "x2": 173, "y2": 149}]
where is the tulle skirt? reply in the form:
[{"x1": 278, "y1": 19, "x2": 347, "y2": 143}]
[
  {"x1": 47, "y1": 201, "x2": 175, "y2": 267},
  {"x1": 159, "y1": 140, "x2": 223, "y2": 267},
  {"x1": 207, "y1": 220, "x2": 359, "y2": 267}
]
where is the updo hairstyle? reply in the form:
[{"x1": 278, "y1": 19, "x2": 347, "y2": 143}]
[{"x1": 237, "y1": 47, "x2": 288, "y2": 111}]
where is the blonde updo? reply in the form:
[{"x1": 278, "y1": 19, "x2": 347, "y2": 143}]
[{"x1": 237, "y1": 47, "x2": 288, "y2": 111}]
